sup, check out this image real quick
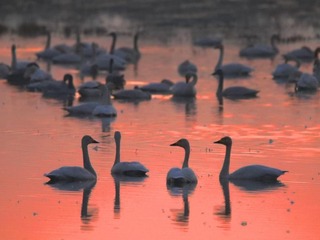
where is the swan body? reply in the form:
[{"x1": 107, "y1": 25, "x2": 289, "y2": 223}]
[
  {"x1": 112, "y1": 87, "x2": 151, "y2": 100},
  {"x1": 78, "y1": 80, "x2": 104, "y2": 98},
  {"x1": 178, "y1": 60, "x2": 197, "y2": 76},
  {"x1": 11, "y1": 44, "x2": 33, "y2": 73},
  {"x1": 52, "y1": 52, "x2": 81, "y2": 64},
  {"x1": 113, "y1": 32, "x2": 141, "y2": 64},
  {"x1": 111, "y1": 131, "x2": 149, "y2": 176},
  {"x1": 140, "y1": 79, "x2": 174, "y2": 94},
  {"x1": 44, "y1": 135, "x2": 99, "y2": 182},
  {"x1": 214, "y1": 44, "x2": 253, "y2": 77},
  {"x1": 283, "y1": 46, "x2": 320, "y2": 62},
  {"x1": 171, "y1": 73, "x2": 198, "y2": 97},
  {"x1": 167, "y1": 138, "x2": 198, "y2": 185},
  {"x1": 214, "y1": 136, "x2": 287, "y2": 181},
  {"x1": 36, "y1": 31, "x2": 63, "y2": 60},
  {"x1": 27, "y1": 74, "x2": 69, "y2": 92},
  {"x1": 42, "y1": 73, "x2": 75, "y2": 97},
  {"x1": 272, "y1": 57, "x2": 301, "y2": 79},
  {"x1": 105, "y1": 58, "x2": 126, "y2": 90},
  {"x1": 79, "y1": 63, "x2": 99, "y2": 80},
  {"x1": 0, "y1": 63, "x2": 10, "y2": 79},
  {"x1": 295, "y1": 73, "x2": 319, "y2": 91},
  {"x1": 213, "y1": 69, "x2": 259, "y2": 99},
  {"x1": 239, "y1": 34, "x2": 279, "y2": 58},
  {"x1": 23, "y1": 63, "x2": 53, "y2": 83}
]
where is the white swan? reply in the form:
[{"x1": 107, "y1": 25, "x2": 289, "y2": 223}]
[
  {"x1": 0, "y1": 63, "x2": 10, "y2": 79},
  {"x1": 272, "y1": 57, "x2": 301, "y2": 79},
  {"x1": 36, "y1": 31, "x2": 63, "y2": 60},
  {"x1": 177, "y1": 60, "x2": 198, "y2": 76},
  {"x1": 44, "y1": 135, "x2": 99, "y2": 182},
  {"x1": 171, "y1": 73, "x2": 198, "y2": 98},
  {"x1": 23, "y1": 63, "x2": 53, "y2": 83},
  {"x1": 214, "y1": 136, "x2": 287, "y2": 181},
  {"x1": 294, "y1": 72, "x2": 319, "y2": 91},
  {"x1": 11, "y1": 44, "x2": 33, "y2": 73},
  {"x1": 112, "y1": 86, "x2": 151, "y2": 100},
  {"x1": 239, "y1": 34, "x2": 280, "y2": 58},
  {"x1": 213, "y1": 69, "x2": 259, "y2": 99},
  {"x1": 42, "y1": 73, "x2": 75, "y2": 97},
  {"x1": 111, "y1": 131, "x2": 149, "y2": 176},
  {"x1": 105, "y1": 58, "x2": 126, "y2": 90},
  {"x1": 114, "y1": 31, "x2": 141, "y2": 64},
  {"x1": 27, "y1": 73, "x2": 70, "y2": 92},
  {"x1": 214, "y1": 43, "x2": 253, "y2": 77},
  {"x1": 283, "y1": 46, "x2": 320, "y2": 62},
  {"x1": 140, "y1": 79, "x2": 174, "y2": 94},
  {"x1": 167, "y1": 138, "x2": 198, "y2": 184}
]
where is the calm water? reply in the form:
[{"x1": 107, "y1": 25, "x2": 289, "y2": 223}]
[{"x1": 1, "y1": 2, "x2": 320, "y2": 240}]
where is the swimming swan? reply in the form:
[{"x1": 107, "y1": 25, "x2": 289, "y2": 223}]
[
  {"x1": 214, "y1": 136, "x2": 287, "y2": 181},
  {"x1": 167, "y1": 138, "x2": 198, "y2": 185},
  {"x1": 44, "y1": 135, "x2": 99, "y2": 182},
  {"x1": 140, "y1": 79, "x2": 174, "y2": 94},
  {"x1": 272, "y1": 57, "x2": 301, "y2": 79},
  {"x1": 213, "y1": 69, "x2": 259, "y2": 99},
  {"x1": 171, "y1": 73, "x2": 198, "y2": 98},
  {"x1": 214, "y1": 43, "x2": 253, "y2": 77},
  {"x1": 114, "y1": 31, "x2": 141, "y2": 64},
  {"x1": 177, "y1": 60, "x2": 198, "y2": 77},
  {"x1": 111, "y1": 131, "x2": 149, "y2": 176}
]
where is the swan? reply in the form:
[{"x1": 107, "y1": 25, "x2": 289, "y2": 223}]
[
  {"x1": 36, "y1": 31, "x2": 63, "y2": 60},
  {"x1": 239, "y1": 34, "x2": 280, "y2": 58},
  {"x1": 294, "y1": 72, "x2": 319, "y2": 91},
  {"x1": 105, "y1": 58, "x2": 126, "y2": 90},
  {"x1": 42, "y1": 73, "x2": 75, "y2": 98},
  {"x1": 11, "y1": 44, "x2": 34, "y2": 73},
  {"x1": 111, "y1": 131, "x2": 149, "y2": 176},
  {"x1": 193, "y1": 37, "x2": 222, "y2": 48},
  {"x1": 214, "y1": 136, "x2": 287, "y2": 181},
  {"x1": 167, "y1": 138, "x2": 198, "y2": 185},
  {"x1": 272, "y1": 57, "x2": 301, "y2": 79},
  {"x1": 0, "y1": 63, "x2": 10, "y2": 79},
  {"x1": 27, "y1": 73, "x2": 70, "y2": 92},
  {"x1": 112, "y1": 86, "x2": 151, "y2": 100},
  {"x1": 23, "y1": 63, "x2": 53, "y2": 83},
  {"x1": 213, "y1": 69, "x2": 259, "y2": 99},
  {"x1": 178, "y1": 60, "x2": 198, "y2": 76},
  {"x1": 44, "y1": 135, "x2": 99, "y2": 182},
  {"x1": 52, "y1": 52, "x2": 81, "y2": 64},
  {"x1": 114, "y1": 31, "x2": 141, "y2": 64},
  {"x1": 214, "y1": 43, "x2": 254, "y2": 77},
  {"x1": 283, "y1": 46, "x2": 320, "y2": 62},
  {"x1": 78, "y1": 80, "x2": 105, "y2": 98},
  {"x1": 140, "y1": 79, "x2": 174, "y2": 94},
  {"x1": 93, "y1": 32, "x2": 127, "y2": 71},
  {"x1": 171, "y1": 73, "x2": 198, "y2": 98},
  {"x1": 312, "y1": 59, "x2": 320, "y2": 83},
  {"x1": 7, "y1": 62, "x2": 39, "y2": 86}
]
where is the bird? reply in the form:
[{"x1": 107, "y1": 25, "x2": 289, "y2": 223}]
[
  {"x1": 239, "y1": 34, "x2": 280, "y2": 58},
  {"x1": 27, "y1": 73, "x2": 70, "y2": 92},
  {"x1": 294, "y1": 72, "x2": 319, "y2": 92},
  {"x1": 272, "y1": 57, "x2": 301, "y2": 79},
  {"x1": 167, "y1": 138, "x2": 198, "y2": 185},
  {"x1": 0, "y1": 63, "x2": 10, "y2": 79},
  {"x1": 212, "y1": 69, "x2": 259, "y2": 99},
  {"x1": 105, "y1": 58, "x2": 126, "y2": 90},
  {"x1": 283, "y1": 46, "x2": 320, "y2": 62},
  {"x1": 112, "y1": 86, "x2": 151, "y2": 100},
  {"x1": 171, "y1": 73, "x2": 198, "y2": 98},
  {"x1": 35, "y1": 31, "x2": 64, "y2": 60},
  {"x1": 177, "y1": 60, "x2": 197, "y2": 77},
  {"x1": 44, "y1": 135, "x2": 99, "y2": 182},
  {"x1": 42, "y1": 73, "x2": 76, "y2": 98},
  {"x1": 113, "y1": 31, "x2": 141, "y2": 64},
  {"x1": 140, "y1": 79, "x2": 174, "y2": 94},
  {"x1": 214, "y1": 43, "x2": 253, "y2": 77},
  {"x1": 111, "y1": 131, "x2": 149, "y2": 177},
  {"x1": 214, "y1": 136, "x2": 287, "y2": 182}
]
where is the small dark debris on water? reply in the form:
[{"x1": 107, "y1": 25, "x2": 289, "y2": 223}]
[
  {"x1": 33, "y1": 212, "x2": 38, "y2": 216},
  {"x1": 241, "y1": 221, "x2": 247, "y2": 226},
  {"x1": 269, "y1": 139, "x2": 274, "y2": 144}
]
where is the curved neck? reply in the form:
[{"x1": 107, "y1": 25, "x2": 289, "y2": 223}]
[
  {"x1": 219, "y1": 143, "x2": 231, "y2": 179},
  {"x1": 11, "y1": 46, "x2": 17, "y2": 70},
  {"x1": 189, "y1": 74, "x2": 198, "y2": 86},
  {"x1": 82, "y1": 142, "x2": 96, "y2": 176},
  {"x1": 182, "y1": 143, "x2": 190, "y2": 168},
  {"x1": 114, "y1": 137, "x2": 121, "y2": 166},
  {"x1": 110, "y1": 34, "x2": 117, "y2": 54},
  {"x1": 45, "y1": 32, "x2": 51, "y2": 50},
  {"x1": 133, "y1": 33, "x2": 139, "y2": 52},
  {"x1": 216, "y1": 73, "x2": 224, "y2": 98},
  {"x1": 314, "y1": 47, "x2": 320, "y2": 59},
  {"x1": 215, "y1": 45, "x2": 224, "y2": 71}
]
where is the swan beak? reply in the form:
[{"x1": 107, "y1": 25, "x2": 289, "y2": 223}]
[
  {"x1": 92, "y1": 139, "x2": 99, "y2": 144},
  {"x1": 214, "y1": 140, "x2": 222, "y2": 144},
  {"x1": 211, "y1": 71, "x2": 218, "y2": 76},
  {"x1": 170, "y1": 142, "x2": 178, "y2": 146}
]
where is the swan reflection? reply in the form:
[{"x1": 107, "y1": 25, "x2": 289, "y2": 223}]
[
  {"x1": 230, "y1": 179, "x2": 286, "y2": 192},
  {"x1": 170, "y1": 96, "x2": 197, "y2": 117},
  {"x1": 167, "y1": 183, "x2": 196, "y2": 226}
]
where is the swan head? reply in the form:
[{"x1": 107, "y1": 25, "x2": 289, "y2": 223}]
[
  {"x1": 82, "y1": 135, "x2": 99, "y2": 145},
  {"x1": 114, "y1": 131, "x2": 121, "y2": 141},
  {"x1": 214, "y1": 136, "x2": 232, "y2": 146},
  {"x1": 108, "y1": 32, "x2": 117, "y2": 38},
  {"x1": 63, "y1": 73, "x2": 73, "y2": 82},
  {"x1": 170, "y1": 138, "x2": 190, "y2": 149},
  {"x1": 212, "y1": 69, "x2": 223, "y2": 77}
]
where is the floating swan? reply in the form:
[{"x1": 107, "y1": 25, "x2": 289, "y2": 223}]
[
  {"x1": 112, "y1": 86, "x2": 151, "y2": 100},
  {"x1": 27, "y1": 73, "x2": 70, "y2": 92},
  {"x1": 42, "y1": 73, "x2": 75, "y2": 98},
  {"x1": 167, "y1": 138, "x2": 198, "y2": 185},
  {"x1": 283, "y1": 46, "x2": 320, "y2": 62},
  {"x1": 214, "y1": 43, "x2": 253, "y2": 77},
  {"x1": 213, "y1": 69, "x2": 259, "y2": 99},
  {"x1": 140, "y1": 79, "x2": 174, "y2": 94},
  {"x1": 0, "y1": 63, "x2": 10, "y2": 79},
  {"x1": 7, "y1": 62, "x2": 39, "y2": 86},
  {"x1": 171, "y1": 73, "x2": 198, "y2": 98},
  {"x1": 214, "y1": 136, "x2": 287, "y2": 181},
  {"x1": 105, "y1": 58, "x2": 126, "y2": 90},
  {"x1": 272, "y1": 57, "x2": 301, "y2": 79},
  {"x1": 44, "y1": 135, "x2": 99, "y2": 182},
  {"x1": 114, "y1": 31, "x2": 141, "y2": 64},
  {"x1": 239, "y1": 34, "x2": 280, "y2": 58},
  {"x1": 10, "y1": 44, "x2": 34, "y2": 72},
  {"x1": 294, "y1": 72, "x2": 319, "y2": 91},
  {"x1": 177, "y1": 60, "x2": 198, "y2": 77},
  {"x1": 36, "y1": 31, "x2": 63, "y2": 60},
  {"x1": 23, "y1": 63, "x2": 53, "y2": 83},
  {"x1": 111, "y1": 131, "x2": 149, "y2": 176}
]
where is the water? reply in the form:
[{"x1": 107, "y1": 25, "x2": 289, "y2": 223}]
[{"x1": 1, "y1": 2, "x2": 320, "y2": 240}]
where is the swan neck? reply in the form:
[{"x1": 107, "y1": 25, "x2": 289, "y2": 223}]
[
  {"x1": 114, "y1": 136, "x2": 121, "y2": 166},
  {"x1": 190, "y1": 74, "x2": 198, "y2": 86},
  {"x1": 182, "y1": 143, "x2": 190, "y2": 168},
  {"x1": 45, "y1": 32, "x2": 51, "y2": 50},
  {"x1": 110, "y1": 34, "x2": 117, "y2": 54},
  {"x1": 215, "y1": 46, "x2": 224, "y2": 71},
  {"x1": 216, "y1": 73, "x2": 224, "y2": 98},
  {"x1": 219, "y1": 143, "x2": 231, "y2": 179},
  {"x1": 82, "y1": 142, "x2": 97, "y2": 176},
  {"x1": 11, "y1": 46, "x2": 17, "y2": 70},
  {"x1": 133, "y1": 33, "x2": 139, "y2": 51}
]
